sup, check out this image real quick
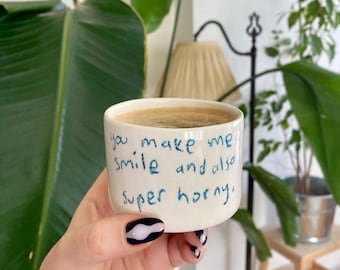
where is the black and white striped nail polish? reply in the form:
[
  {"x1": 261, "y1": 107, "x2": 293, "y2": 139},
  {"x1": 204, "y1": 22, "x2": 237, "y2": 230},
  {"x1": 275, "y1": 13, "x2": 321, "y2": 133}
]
[
  {"x1": 126, "y1": 218, "x2": 164, "y2": 245},
  {"x1": 190, "y1": 245, "x2": 201, "y2": 259},
  {"x1": 195, "y1": 229, "x2": 208, "y2": 245}
]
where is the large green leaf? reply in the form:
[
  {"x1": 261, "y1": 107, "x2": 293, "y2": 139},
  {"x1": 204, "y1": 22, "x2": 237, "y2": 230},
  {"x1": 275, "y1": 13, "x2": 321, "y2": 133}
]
[
  {"x1": 232, "y1": 209, "x2": 272, "y2": 261},
  {"x1": 0, "y1": 0, "x2": 58, "y2": 13},
  {"x1": 244, "y1": 164, "x2": 299, "y2": 216},
  {"x1": 0, "y1": 0, "x2": 145, "y2": 268},
  {"x1": 244, "y1": 164, "x2": 298, "y2": 246},
  {"x1": 281, "y1": 61, "x2": 340, "y2": 204},
  {"x1": 131, "y1": 0, "x2": 173, "y2": 33}
]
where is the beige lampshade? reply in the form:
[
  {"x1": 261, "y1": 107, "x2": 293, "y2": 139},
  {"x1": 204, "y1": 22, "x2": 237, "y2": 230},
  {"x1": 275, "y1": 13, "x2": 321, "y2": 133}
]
[{"x1": 156, "y1": 41, "x2": 241, "y2": 102}]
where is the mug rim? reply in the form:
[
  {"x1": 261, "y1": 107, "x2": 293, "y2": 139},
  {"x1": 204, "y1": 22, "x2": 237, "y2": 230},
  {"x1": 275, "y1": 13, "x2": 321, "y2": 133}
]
[{"x1": 104, "y1": 97, "x2": 244, "y2": 131}]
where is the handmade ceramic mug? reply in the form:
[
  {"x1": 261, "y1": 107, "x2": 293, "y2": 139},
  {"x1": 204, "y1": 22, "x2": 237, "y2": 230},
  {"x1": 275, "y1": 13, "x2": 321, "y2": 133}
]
[{"x1": 104, "y1": 98, "x2": 244, "y2": 232}]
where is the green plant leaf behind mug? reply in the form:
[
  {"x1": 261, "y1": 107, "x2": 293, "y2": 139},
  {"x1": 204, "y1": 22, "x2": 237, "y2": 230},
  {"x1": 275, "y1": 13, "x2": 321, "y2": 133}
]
[
  {"x1": 244, "y1": 164, "x2": 299, "y2": 246},
  {"x1": 281, "y1": 61, "x2": 340, "y2": 204},
  {"x1": 0, "y1": 1, "x2": 145, "y2": 269},
  {"x1": 131, "y1": 0, "x2": 173, "y2": 33},
  {"x1": 232, "y1": 209, "x2": 272, "y2": 261}
]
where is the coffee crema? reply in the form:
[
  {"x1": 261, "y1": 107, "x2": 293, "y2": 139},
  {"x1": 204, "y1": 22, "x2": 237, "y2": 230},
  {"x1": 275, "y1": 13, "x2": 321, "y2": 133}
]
[{"x1": 114, "y1": 106, "x2": 237, "y2": 128}]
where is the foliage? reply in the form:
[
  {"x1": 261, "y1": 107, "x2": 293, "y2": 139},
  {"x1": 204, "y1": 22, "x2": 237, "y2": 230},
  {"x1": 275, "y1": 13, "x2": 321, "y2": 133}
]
[
  {"x1": 0, "y1": 0, "x2": 59, "y2": 13},
  {"x1": 0, "y1": 0, "x2": 145, "y2": 268},
  {"x1": 281, "y1": 60, "x2": 340, "y2": 203},
  {"x1": 221, "y1": 58, "x2": 340, "y2": 246},
  {"x1": 131, "y1": 0, "x2": 173, "y2": 33},
  {"x1": 244, "y1": 164, "x2": 299, "y2": 246},
  {"x1": 232, "y1": 209, "x2": 272, "y2": 261},
  {"x1": 255, "y1": 0, "x2": 340, "y2": 195},
  {"x1": 255, "y1": 88, "x2": 310, "y2": 193},
  {"x1": 266, "y1": 0, "x2": 340, "y2": 63}
]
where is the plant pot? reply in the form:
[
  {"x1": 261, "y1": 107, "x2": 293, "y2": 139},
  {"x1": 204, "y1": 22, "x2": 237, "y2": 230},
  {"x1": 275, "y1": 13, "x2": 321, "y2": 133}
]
[{"x1": 287, "y1": 176, "x2": 336, "y2": 244}]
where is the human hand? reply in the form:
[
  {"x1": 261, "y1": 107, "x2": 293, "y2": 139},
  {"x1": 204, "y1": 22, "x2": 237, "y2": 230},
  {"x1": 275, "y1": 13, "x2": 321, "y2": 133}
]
[{"x1": 40, "y1": 169, "x2": 209, "y2": 270}]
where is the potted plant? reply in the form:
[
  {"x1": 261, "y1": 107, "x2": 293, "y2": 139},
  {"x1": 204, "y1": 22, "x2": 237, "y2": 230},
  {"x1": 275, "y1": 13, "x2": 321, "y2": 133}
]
[
  {"x1": 221, "y1": 0, "x2": 340, "y2": 245},
  {"x1": 257, "y1": 0, "x2": 339, "y2": 244}
]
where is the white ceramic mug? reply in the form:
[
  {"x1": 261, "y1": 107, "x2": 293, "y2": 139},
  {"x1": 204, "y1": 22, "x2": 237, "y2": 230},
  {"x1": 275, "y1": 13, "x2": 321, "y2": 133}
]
[{"x1": 104, "y1": 98, "x2": 244, "y2": 232}]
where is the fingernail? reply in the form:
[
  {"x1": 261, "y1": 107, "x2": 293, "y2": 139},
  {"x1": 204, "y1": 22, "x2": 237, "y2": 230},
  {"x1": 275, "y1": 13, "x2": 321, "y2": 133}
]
[
  {"x1": 126, "y1": 218, "x2": 164, "y2": 245},
  {"x1": 195, "y1": 229, "x2": 208, "y2": 245},
  {"x1": 190, "y1": 245, "x2": 201, "y2": 259}
]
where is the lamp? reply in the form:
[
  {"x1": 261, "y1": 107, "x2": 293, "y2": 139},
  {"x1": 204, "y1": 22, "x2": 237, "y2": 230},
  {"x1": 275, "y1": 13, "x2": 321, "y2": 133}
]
[{"x1": 156, "y1": 41, "x2": 241, "y2": 102}]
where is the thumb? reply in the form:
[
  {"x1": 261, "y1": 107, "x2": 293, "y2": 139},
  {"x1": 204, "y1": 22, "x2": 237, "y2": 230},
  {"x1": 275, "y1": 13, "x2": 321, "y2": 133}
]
[{"x1": 41, "y1": 216, "x2": 164, "y2": 269}]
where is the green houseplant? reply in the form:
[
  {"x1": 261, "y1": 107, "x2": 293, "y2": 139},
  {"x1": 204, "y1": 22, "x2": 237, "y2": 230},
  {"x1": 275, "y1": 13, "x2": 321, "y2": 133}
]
[
  {"x1": 218, "y1": 0, "x2": 340, "y2": 242},
  {"x1": 253, "y1": 0, "x2": 340, "y2": 244},
  {"x1": 256, "y1": 0, "x2": 340, "y2": 193},
  {"x1": 218, "y1": 59, "x2": 340, "y2": 246}
]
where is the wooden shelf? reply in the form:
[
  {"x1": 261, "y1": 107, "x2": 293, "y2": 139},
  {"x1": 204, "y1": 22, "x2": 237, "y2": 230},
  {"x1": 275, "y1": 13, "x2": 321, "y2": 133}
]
[{"x1": 259, "y1": 225, "x2": 340, "y2": 270}]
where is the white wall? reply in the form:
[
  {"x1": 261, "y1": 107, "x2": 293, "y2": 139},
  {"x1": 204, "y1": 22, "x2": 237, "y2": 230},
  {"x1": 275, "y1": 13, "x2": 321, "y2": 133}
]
[{"x1": 146, "y1": 1, "x2": 340, "y2": 269}]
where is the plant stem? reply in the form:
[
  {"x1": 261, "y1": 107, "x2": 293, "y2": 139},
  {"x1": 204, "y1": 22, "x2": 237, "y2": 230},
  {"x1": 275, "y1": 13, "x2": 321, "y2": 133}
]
[
  {"x1": 297, "y1": 0, "x2": 303, "y2": 60},
  {"x1": 303, "y1": 173, "x2": 311, "y2": 195},
  {"x1": 305, "y1": 146, "x2": 314, "y2": 194},
  {"x1": 159, "y1": 0, "x2": 182, "y2": 97},
  {"x1": 272, "y1": 35, "x2": 298, "y2": 174},
  {"x1": 295, "y1": 145, "x2": 303, "y2": 192},
  {"x1": 33, "y1": 9, "x2": 73, "y2": 269},
  {"x1": 303, "y1": 140, "x2": 309, "y2": 179},
  {"x1": 271, "y1": 78, "x2": 298, "y2": 174}
]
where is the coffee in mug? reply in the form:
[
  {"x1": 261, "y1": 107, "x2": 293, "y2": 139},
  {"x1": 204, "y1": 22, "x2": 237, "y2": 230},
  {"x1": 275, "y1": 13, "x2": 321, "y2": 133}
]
[{"x1": 114, "y1": 106, "x2": 238, "y2": 128}]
